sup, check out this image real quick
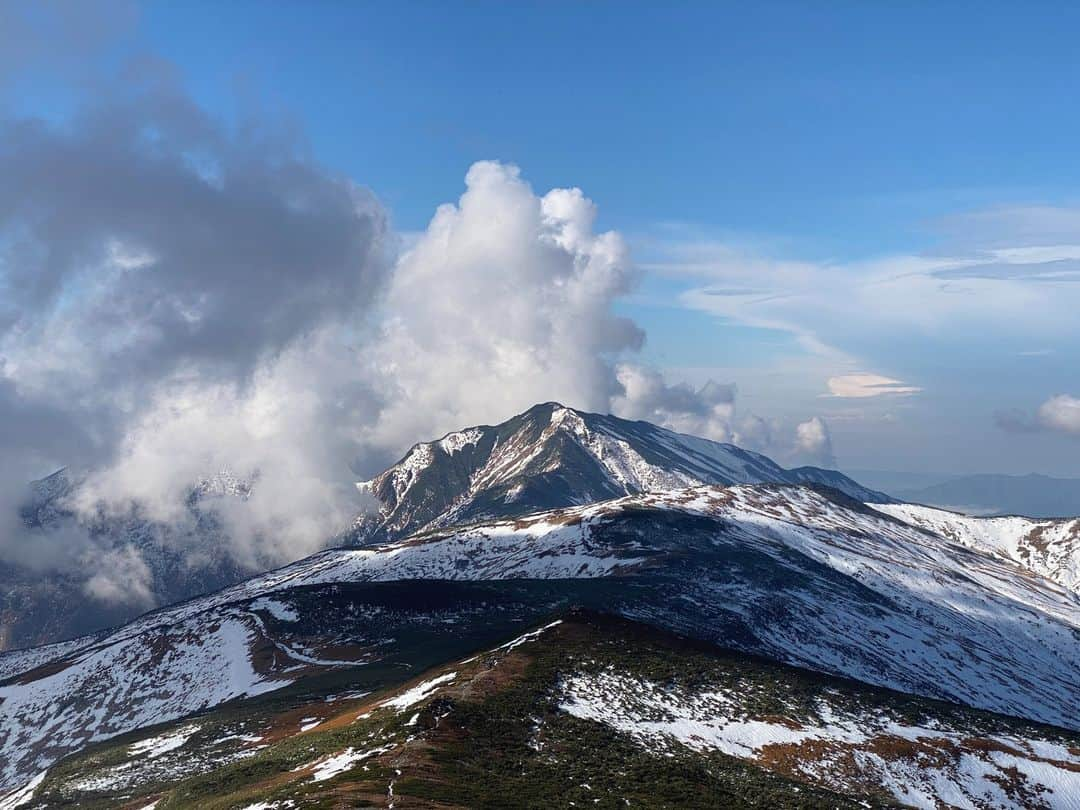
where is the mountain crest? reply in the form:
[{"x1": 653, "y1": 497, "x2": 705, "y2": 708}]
[{"x1": 355, "y1": 402, "x2": 888, "y2": 542}]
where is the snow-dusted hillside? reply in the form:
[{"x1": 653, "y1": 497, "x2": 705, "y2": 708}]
[
  {"x1": 11, "y1": 614, "x2": 1080, "y2": 810},
  {"x1": 4, "y1": 482, "x2": 1080, "y2": 791},
  {"x1": 355, "y1": 401, "x2": 889, "y2": 541},
  {"x1": 560, "y1": 661, "x2": 1080, "y2": 810},
  {"x1": 877, "y1": 501, "x2": 1080, "y2": 594}
]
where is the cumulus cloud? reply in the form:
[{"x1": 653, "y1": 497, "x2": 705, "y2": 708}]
[
  {"x1": 794, "y1": 417, "x2": 835, "y2": 467},
  {"x1": 360, "y1": 163, "x2": 832, "y2": 467},
  {"x1": 1037, "y1": 395, "x2": 1080, "y2": 435},
  {"x1": 0, "y1": 70, "x2": 391, "y2": 588},
  {"x1": 0, "y1": 82, "x2": 388, "y2": 398},
  {"x1": 612, "y1": 365, "x2": 736, "y2": 441},
  {"x1": 354, "y1": 161, "x2": 643, "y2": 460},
  {"x1": 0, "y1": 86, "x2": 838, "y2": 602},
  {"x1": 995, "y1": 394, "x2": 1080, "y2": 438}
]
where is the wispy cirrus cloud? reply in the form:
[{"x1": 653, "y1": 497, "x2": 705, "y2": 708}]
[
  {"x1": 671, "y1": 240, "x2": 1080, "y2": 359},
  {"x1": 645, "y1": 208, "x2": 1080, "y2": 419}
]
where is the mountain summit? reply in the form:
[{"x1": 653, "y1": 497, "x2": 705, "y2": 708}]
[
  {"x1": 355, "y1": 401, "x2": 888, "y2": 542},
  {"x1": 2, "y1": 403, "x2": 884, "y2": 651}
]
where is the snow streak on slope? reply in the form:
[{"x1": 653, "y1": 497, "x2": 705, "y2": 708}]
[
  {"x1": 875, "y1": 502, "x2": 1080, "y2": 595},
  {"x1": 560, "y1": 669, "x2": 1080, "y2": 810}
]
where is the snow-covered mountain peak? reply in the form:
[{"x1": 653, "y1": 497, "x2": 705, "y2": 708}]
[{"x1": 353, "y1": 402, "x2": 888, "y2": 543}]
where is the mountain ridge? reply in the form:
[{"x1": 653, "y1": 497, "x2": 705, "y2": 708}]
[
  {"x1": 5, "y1": 403, "x2": 886, "y2": 651},
  {"x1": 4, "y1": 481, "x2": 1080, "y2": 791},
  {"x1": 354, "y1": 401, "x2": 890, "y2": 543}
]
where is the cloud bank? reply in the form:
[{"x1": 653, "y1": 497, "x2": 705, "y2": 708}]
[
  {"x1": 0, "y1": 76, "x2": 840, "y2": 605},
  {"x1": 0, "y1": 73, "x2": 391, "y2": 596}
]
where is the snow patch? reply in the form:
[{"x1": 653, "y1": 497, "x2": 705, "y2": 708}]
[
  {"x1": 559, "y1": 669, "x2": 1080, "y2": 810},
  {"x1": 129, "y1": 725, "x2": 200, "y2": 759},
  {"x1": 495, "y1": 620, "x2": 563, "y2": 653},
  {"x1": 439, "y1": 428, "x2": 484, "y2": 455},
  {"x1": 382, "y1": 672, "x2": 457, "y2": 711},
  {"x1": 0, "y1": 771, "x2": 46, "y2": 810},
  {"x1": 306, "y1": 744, "x2": 394, "y2": 782},
  {"x1": 248, "y1": 598, "x2": 300, "y2": 622}
]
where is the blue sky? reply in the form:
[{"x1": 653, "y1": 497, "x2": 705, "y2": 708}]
[
  {"x1": 135, "y1": 2, "x2": 1080, "y2": 238},
  {"x1": 6, "y1": 2, "x2": 1080, "y2": 476}
]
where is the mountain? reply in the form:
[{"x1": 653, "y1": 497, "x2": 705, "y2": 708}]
[
  {"x1": 876, "y1": 501, "x2": 1080, "y2": 594},
  {"x1": 354, "y1": 401, "x2": 889, "y2": 542},
  {"x1": 4, "y1": 405, "x2": 885, "y2": 652},
  {"x1": 5, "y1": 405, "x2": 1078, "y2": 806},
  {"x1": 8, "y1": 612, "x2": 1080, "y2": 810},
  {"x1": 4, "y1": 482, "x2": 1079, "y2": 795},
  {"x1": 894, "y1": 472, "x2": 1080, "y2": 519},
  {"x1": 841, "y1": 468, "x2": 950, "y2": 493},
  {"x1": 1, "y1": 469, "x2": 251, "y2": 651}
]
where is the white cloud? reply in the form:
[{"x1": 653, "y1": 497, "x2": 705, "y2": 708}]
[
  {"x1": 1037, "y1": 394, "x2": 1080, "y2": 436},
  {"x1": 611, "y1": 365, "x2": 735, "y2": 442},
  {"x1": 794, "y1": 417, "x2": 835, "y2": 467},
  {"x1": 826, "y1": 374, "x2": 922, "y2": 399},
  {"x1": 657, "y1": 213, "x2": 1080, "y2": 375},
  {"x1": 356, "y1": 160, "x2": 643, "y2": 457},
  {"x1": 82, "y1": 546, "x2": 154, "y2": 607},
  {"x1": 2, "y1": 150, "x2": 842, "y2": 596}
]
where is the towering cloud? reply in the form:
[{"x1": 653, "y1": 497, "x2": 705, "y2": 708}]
[
  {"x1": 794, "y1": 417, "x2": 836, "y2": 467},
  {"x1": 357, "y1": 161, "x2": 642, "y2": 458},
  {"x1": 0, "y1": 74, "x2": 391, "y2": 587},
  {"x1": 0, "y1": 84, "x2": 835, "y2": 603}
]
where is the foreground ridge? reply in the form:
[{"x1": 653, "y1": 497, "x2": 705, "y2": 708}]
[{"x1": 6, "y1": 614, "x2": 1080, "y2": 809}]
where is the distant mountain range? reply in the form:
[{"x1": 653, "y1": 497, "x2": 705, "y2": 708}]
[
  {"x1": 3, "y1": 402, "x2": 1080, "y2": 807},
  {"x1": 848, "y1": 469, "x2": 1080, "y2": 518}
]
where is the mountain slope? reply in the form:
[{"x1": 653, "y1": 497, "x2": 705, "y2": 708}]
[
  {"x1": 5, "y1": 405, "x2": 883, "y2": 651},
  {"x1": 9, "y1": 614, "x2": 1080, "y2": 810},
  {"x1": 4, "y1": 482, "x2": 1079, "y2": 791},
  {"x1": 2, "y1": 469, "x2": 251, "y2": 651},
  {"x1": 876, "y1": 501, "x2": 1080, "y2": 594},
  {"x1": 355, "y1": 402, "x2": 889, "y2": 542}
]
